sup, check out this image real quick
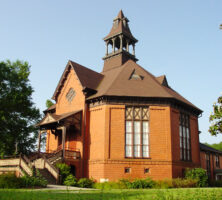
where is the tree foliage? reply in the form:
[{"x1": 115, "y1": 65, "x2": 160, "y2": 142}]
[
  {"x1": 45, "y1": 99, "x2": 54, "y2": 109},
  {"x1": 209, "y1": 95, "x2": 222, "y2": 136},
  {"x1": 0, "y1": 60, "x2": 40, "y2": 156},
  {"x1": 205, "y1": 142, "x2": 222, "y2": 151}
]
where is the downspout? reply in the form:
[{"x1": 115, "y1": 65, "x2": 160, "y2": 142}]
[{"x1": 82, "y1": 88, "x2": 88, "y2": 178}]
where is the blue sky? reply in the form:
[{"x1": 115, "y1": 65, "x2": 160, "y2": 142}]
[{"x1": 0, "y1": 0, "x2": 221, "y2": 144}]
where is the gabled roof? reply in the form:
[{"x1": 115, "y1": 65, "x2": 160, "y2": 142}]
[
  {"x1": 156, "y1": 75, "x2": 169, "y2": 87},
  {"x1": 86, "y1": 59, "x2": 202, "y2": 113},
  {"x1": 52, "y1": 60, "x2": 103, "y2": 100},
  {"x1": 104, "y1": 10, "x2": 137, "y2": 42},
  {"x1": 37, "y1": 110, "x2": 82, "y2": 127}
]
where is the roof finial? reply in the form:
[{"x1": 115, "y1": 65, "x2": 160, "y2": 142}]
[{"x1": 117, "y1": 10, "x2": 124, "y2": 19}]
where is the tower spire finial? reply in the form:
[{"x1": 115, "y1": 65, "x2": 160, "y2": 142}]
[{"x1": 117, "y1": 10, "x2": 124, "y2": 19}]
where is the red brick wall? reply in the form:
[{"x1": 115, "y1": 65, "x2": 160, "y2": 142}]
[
  {"x1": 171, "y1": 109, "x2": 200, "y2": 178},
  {"x1": 87, "y1": 105, "x2": 175, "y2": 181},
  {"x1": 149, "y1": 106, "x2": 172, "y2": 161},
  {"x1": 190, "y1": 116, "x2": 200, "y2": 165}
]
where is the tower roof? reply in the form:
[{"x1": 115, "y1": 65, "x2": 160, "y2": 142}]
[{"x1": 104, "y1": 10, "x2": 138, "y2": 42}]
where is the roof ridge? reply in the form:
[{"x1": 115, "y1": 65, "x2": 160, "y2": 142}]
[
  {"x1": 70, "y1": 60, "x2": 101, "y2": 75},
  {"x1": 104, "y1": 61, "x2": 129, "y2": 95}
]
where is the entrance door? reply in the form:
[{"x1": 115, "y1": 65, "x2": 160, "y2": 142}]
[
  {"x1": 70, "y1": 165, "x2": 76, "y2": 176},
  {"x1": 58, "y1": 133, "x2": 62, "y2": 150}
]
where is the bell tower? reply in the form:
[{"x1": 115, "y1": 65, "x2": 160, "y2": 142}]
[{"x1": 102, "y1": 10, "x2": 138, "y2": 72}]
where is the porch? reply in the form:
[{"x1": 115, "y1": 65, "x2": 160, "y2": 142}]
[{"x1": 36, "y1": 109, "x2": 82, "y2": 162}]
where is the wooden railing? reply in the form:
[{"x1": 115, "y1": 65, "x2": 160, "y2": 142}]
[
  {"x1": 0, "y1": 155, "x2": 32, "y2": 176},
  {"x1": 41, "y1": 148, "x2": 81, "y2": 160},
  {"x1": 40, "y1": 154, "x2": 60, "y2": 182},
  {"x1": 65, "y1": 149, "x2": 80, "y2": 159}
]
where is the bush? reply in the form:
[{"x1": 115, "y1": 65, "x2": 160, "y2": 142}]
[
  {"x1": 130, "y1": 178, "x2": 154, "y2": 189},
  {"x1": 21, "y1": 175, "x2": 47, "y2": 188},
  {"x1": 93, "y1": 181, "x2": 126, "y2": 189},
  {"x1": 0, "y1": 173, "x2": 22, "y2": 188},
  {"x1": 154, "y1": 179, "x2": 173, "y2": 189},
  {"x1": 0, "y1": 173, "x2": 47, "y2": 188},
  {"x1": 93, "y1": 178, "x2": 154, "y2": 189},
  {"x1": 185, "y1": 168, "x2": 208, "y2": 187},
  {"x1": 78, "y1": 178, "x2": 94, "y2": 188},
  {"x1": 56, "y1": 163, "x2": 71, "y2": 183},
  {"x1": 64, "y1": 174, "x2": 77, "y2": 186},
  {"x1": 118, "y1": 179, "x2": 132, "y2": 189},
  {"x1": 172, "y1": 178, "x2": 198, "y2": 188}
]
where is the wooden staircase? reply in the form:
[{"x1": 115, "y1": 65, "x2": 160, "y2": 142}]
[
  {"x1": 37, "y1": 168, "x2": 57, "y2": 184},
  {"x1": 0, "y1": 148, "x2": 80, "y2": 185}
]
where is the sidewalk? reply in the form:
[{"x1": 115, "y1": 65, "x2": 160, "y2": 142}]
[{"x1": 41, "y1": 184, "x2": 97, "y2": 191}]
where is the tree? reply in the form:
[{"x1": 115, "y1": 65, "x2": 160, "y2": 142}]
[
  {"x1": 0, "y1": 60, "x2": 40, "y2": 156},
  {"x1": 204, "y1": 142, "x2": 222, "y2": 151},
  {"x1": 209, "y1": 95, "x2": 222, "y2": 136},
  {"x1": 46, "y1": 99, "x2": 54, "y2": 108}
]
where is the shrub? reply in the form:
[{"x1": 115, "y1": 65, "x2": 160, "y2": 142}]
[
  {"x1": 185, "y1": 168, "x2": 208, "y2": 187},
  {"x1": 78, "y1": 178, "x2": 94, "y2": 188},
  {"x1": 172, "y1": 178, "x2": 198, "y2": 188},
  {"x1": 64, "y1": 174, "x2": 77, "y2": 186},
  {"x1": 118, "y1": 179, "x2": 132, "y2": 189},
  {"x1": 56, "y1": 163, "x2": 71, "y2": 183},
  {"x1": 130, "y1": 178, "x2": 154, "y2": 189},
  {"x1": 0, "y1": 173, "x2": 47, "y2": 188},
  {"x1": 154, "y1": 179, "x2": 173, "y2": 189},
  {"x1": 93, "y1": 181, "x2": 125, "y2": 189},
  {"x1": 21, "y1": 175, "x2": 47, "y2": 188},
  {"x1": 0, "y1": 173, "x2": 22, "y2": 188}
]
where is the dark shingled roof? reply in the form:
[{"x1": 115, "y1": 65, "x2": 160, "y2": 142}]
[
  {"x1": 156, "y1": 75, "x2": 169, "y2": 87},
  {"x1": 104, "y1": 10, "x2": 137, "y2": 42},
  {"x1": 86, "y1": 59, "x2": 202, "y2": 113},
  {"x1": 37, "y1": 110, "x2": 82, "y2": 127},
  {"x1": 52, "y1": 60, "x2": 103, "y2": 100},
  {"x1": 199, "y1": 143, "x2": 222, "y2": 154},
  {"x1": 70, "y1": 61, "x2": 104, "y2": 91},
  {"x1": 51, "y1": 58, "x2": 201, "y2": 115}
]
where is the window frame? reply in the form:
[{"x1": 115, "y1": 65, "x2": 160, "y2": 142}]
[
  {"x1": 215, "y1": 154, "x2": 220, "y2": 168},
  {"x1": 179, "y1": 113, "x2": 191, "y2": 162},
  {"x1": 125, "y1": 106, "x2": 150, "y2": 159}
]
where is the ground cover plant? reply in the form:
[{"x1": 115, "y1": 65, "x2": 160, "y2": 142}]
[
  {"x1": 0, "y1": 173, "x2": 47, "y2": 188},
  {"x1": 0, "y1": 188, "x2": 222, "y2": 200}
]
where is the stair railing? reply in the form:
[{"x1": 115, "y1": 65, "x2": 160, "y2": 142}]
[
  {"x1": 19, "y1": 154, "x2": 33, "y2": 176},
  {"x1": 40, "y1": 154, "x2": 60, "y2": 184}
]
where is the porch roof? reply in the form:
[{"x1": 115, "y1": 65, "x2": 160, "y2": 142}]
[{"x1": 36, "y1": 109, "x2": 82, "y2": 129}]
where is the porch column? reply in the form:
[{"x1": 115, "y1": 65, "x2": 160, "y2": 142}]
[
  {"x1": 62, "y1": 126, "x2": 67, "y2": 159},
  {"x1": 38, "y1": 130, "x2": 41, "y2": 152}
]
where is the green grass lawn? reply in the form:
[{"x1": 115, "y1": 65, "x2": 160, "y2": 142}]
[{"x1": 0, "y1": 188, "x2": 222, "y2": 200}]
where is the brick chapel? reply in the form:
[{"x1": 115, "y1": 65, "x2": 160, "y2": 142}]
[{"x1": 36, "y1": 10, "x2": 222, "y2": 182}]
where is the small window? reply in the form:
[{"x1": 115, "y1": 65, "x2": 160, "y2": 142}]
[
  {"x1": 125, "y1": 167, "x2": 131, "y2": 173},
  {"x1": 216, "y1": 155, "x2": 220, "y2": 168},
  {"x1": 144, "y1": 168, "x2": 149, "y2": 174},
  {"x1": 66, "y1": 88, "x2": 75, "y2": 103}
]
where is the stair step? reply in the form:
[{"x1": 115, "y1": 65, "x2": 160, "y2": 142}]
[{"x1": 37, "y1": 168, "x2": 57, "y2": 185}]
